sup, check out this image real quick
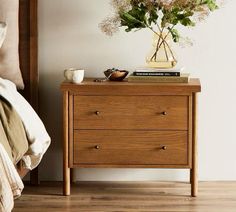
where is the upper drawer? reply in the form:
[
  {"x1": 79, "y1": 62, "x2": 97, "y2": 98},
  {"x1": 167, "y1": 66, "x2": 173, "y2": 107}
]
[{"x1": 73, "y1": 96, "x2": 188, "y2": 130}]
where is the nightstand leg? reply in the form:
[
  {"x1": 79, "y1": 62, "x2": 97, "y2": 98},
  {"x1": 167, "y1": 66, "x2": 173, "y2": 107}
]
[
  {"x1": 63, "y1": 91, "x2": 70, "y2": 196},
  {"x1": 63, "y1": 166, "x2": 70, "y2": 196},
  {"x1": 191, "y1": 93, "x2": 198, "y2": 197}
]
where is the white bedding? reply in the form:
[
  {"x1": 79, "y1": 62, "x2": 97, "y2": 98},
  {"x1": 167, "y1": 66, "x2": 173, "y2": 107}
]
[
  {"x1": 0, "y1": 77, "x2": 51, "y2": 170},
  {"x1": 0, "y1": 143, "x2": 24, "y2": 212}
]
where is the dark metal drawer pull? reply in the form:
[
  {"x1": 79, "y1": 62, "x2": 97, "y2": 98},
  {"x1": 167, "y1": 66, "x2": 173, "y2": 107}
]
[
  {"x1": 95, "y1": 111, "x2": 100, "y2": 115},
  {"x1": 161, "y1": 146, "x2": 167, "y2": 150},
  {"x1": 94, "y1": 145, "x2": 100, "y2": 149}
]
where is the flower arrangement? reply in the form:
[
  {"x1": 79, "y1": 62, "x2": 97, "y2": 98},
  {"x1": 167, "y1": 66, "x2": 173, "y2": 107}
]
[{"x1": 100, "y1": 0, "x2": 219, "y2": 67}]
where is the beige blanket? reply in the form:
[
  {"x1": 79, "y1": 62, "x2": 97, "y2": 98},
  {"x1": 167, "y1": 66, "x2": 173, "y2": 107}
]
[
  {"x1": 0, "y1": 97, "x2": 28, "y2": 164},
  {"x1": 0, "y1": 143, "x2": 24, "y2": 212}
]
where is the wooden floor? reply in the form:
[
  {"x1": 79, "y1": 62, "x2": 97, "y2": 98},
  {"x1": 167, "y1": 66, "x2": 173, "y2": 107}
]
[{"x1": 13, "y1": 181, "x2": 236, "y2": 212}]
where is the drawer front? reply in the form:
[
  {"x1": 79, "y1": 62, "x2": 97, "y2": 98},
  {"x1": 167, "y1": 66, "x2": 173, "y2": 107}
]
[
  {"x1": 73, "y1": 130, "x2": 188, "y2": 165},
  {"x1": 73, "y1": 96, "x2": 188, "y2": 130}
]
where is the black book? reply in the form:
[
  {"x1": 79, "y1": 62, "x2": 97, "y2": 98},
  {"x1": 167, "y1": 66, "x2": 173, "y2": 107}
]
[{"x1": 133, "y1": 71, "x2": 180, "y2": 77}]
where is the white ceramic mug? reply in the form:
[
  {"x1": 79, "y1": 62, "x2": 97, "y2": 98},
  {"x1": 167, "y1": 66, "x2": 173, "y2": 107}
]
[
  {"x1": 72, "y1": 70, "x2": 84, "y2": 84},
  {"x1": 64, "y1": 68, "x2": 84, "y2": 83}
]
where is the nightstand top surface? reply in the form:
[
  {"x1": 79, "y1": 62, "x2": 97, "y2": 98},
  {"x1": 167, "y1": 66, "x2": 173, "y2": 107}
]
[{"x1": 61, "y1": 78, "x2": 201, "y2": 95}]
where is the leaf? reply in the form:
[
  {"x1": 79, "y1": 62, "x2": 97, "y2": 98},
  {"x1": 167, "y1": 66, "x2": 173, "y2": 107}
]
[
  {"x1": 180, "y1": 17, "x2": 195, "y2": 26},
  {"x1": 119, "y1": 4, "x2": 149, "y2": 32},
  {"x1": 168, "y1": 27, "x2": 180, "y2": 43},
  {"x1": 148, "y1": 8, "x2": 158, "y2": 25},
  {"x1": 199, "y1": 0, "x2": 219, "y2": 11},
  {"x1": 208, "y1": 2, "x2": 219, "y2": 11},
  {"x1": 120, "y1": 12, "x2": 146, "y2": 32}
]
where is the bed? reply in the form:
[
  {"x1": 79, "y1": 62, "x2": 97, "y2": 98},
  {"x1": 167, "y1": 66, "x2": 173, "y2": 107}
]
[
  {"x1": 0, "y1": 0, "x2": 43, "y2": 179},
  {"x1": 0, "y1": 0, "x2": 50, "y2": 210},
  {"x1": 0, "y1": 0, "x2": 49, "y2": 188}
]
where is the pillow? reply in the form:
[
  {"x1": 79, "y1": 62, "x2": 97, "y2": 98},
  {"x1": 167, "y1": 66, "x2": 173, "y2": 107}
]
[
  {"x1": 0, "y1": 0, "x2": 24, "y2": 89},
  {"x1": 0, "y1": 22, "x2": 7, "y2": 48}
]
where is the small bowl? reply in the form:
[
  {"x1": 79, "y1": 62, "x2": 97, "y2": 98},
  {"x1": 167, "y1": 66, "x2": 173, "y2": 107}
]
[{"x1": 104, "y1": 69, "x2": 129, "y2": 81}]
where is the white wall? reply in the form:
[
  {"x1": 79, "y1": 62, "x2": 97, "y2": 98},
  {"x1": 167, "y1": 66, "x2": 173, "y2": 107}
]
[{"x1": 38, "y1": 0, "x2": 236, "y2": 181}]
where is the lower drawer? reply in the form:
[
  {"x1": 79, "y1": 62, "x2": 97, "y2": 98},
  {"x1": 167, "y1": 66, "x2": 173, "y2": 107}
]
[{"x1": 73, "y1": 130, "x2": 188, "y2": 165}]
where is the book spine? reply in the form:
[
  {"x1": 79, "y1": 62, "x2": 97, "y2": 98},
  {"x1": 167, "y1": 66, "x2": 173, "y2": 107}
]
[
  {"x1": 128, "y1": 76, "x2": 189, "y2": 83},
  {"x1": 133, "y1": 72, "x2": 180, "y2": 76}
]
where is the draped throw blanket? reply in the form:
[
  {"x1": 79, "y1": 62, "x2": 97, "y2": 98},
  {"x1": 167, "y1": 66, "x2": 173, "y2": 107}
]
[
  {"x1": 0, "y1": 77, "x2": 51, "y2": 170},
  {"x1": 0, "y1": 77, "x2": 51, "y2": 211}
]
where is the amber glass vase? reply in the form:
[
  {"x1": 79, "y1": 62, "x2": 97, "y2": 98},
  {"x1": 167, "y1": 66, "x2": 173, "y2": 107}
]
[{"x1": 146, "y1": 33, "x2": 177, "y2": 69}]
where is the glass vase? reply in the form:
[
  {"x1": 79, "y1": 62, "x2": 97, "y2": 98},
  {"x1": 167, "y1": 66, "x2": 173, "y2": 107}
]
[{"x1": 146, "y1": 33, "x2": 177, "y2": 69}]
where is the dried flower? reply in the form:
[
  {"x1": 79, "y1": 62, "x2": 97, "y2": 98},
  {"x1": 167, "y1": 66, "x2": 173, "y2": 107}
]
[
  {"x1": 99, "y1": 16, "x2": 121, "y2": 36},
  {"x1": 193, "y1": 7, "x2": 210, "y2": 22},
  {"x1": 111, "y1": 0, "x2": 132, "y2": 12},
  {"x1": 179, "y1": 36, "x2": 194, "y2": 48}
]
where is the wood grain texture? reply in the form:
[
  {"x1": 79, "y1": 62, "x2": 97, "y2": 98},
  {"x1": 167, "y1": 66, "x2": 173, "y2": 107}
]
[
  {"x1": 74, "y1": 96, "x2": 188, "y2": 130},
  {"x1": 18, "y1": 0, "x2": 39, "y2": 184},
  {"x1": 61, "y1": 78, "x2": 201, "y2": 96},
  {"x1": 188, "y1": 95, "x2": 193, "y2": 168},
  {"x1": 191, "y1": 93, "x2": 198, "y2": 197},
  {"x1": 73, "y1": 130, "x2": 188, "y2": 166},
  {"x1": 61, "y1": 79, "x2": 201, "y2": 196},
  {"x1": 29, "y1": 0, "x2": 39, "y2": 112},
  {"x1": 69, "y1": 94, "x2": 74, "y2": 168},
  {"x1": 19, "y1": 0, "x2": 38, "y2": 109},
  {"x1": 73, "y1": 164, "x2": 191, "y2": 168},
  {"x1": 63, "y1": 91, "x2": 70, "y2": 195},
  {"x1": 14, "y1": 181, "x2": 236, "y2": 212}
]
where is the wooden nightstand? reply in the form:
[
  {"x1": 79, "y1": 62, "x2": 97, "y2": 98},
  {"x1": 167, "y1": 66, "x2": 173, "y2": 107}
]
[{"x1": 61, "y1": 78, "x2": 201, "y2": 196}]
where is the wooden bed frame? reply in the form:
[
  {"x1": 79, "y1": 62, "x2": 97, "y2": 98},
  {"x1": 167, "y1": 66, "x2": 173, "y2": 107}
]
[{"x1": 17, "y1": 0, "x2": 39, "y2": 184}]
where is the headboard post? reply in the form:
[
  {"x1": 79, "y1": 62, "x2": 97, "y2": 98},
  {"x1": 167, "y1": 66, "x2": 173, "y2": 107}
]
[
  {"x1": 19, "y1": 0, "x2": 39, "y2": 184},
  {"x1": 29, "y1": 0, "x2": 38, "y2": 112},
  {"x1": 19, "y1": 0, "x2": 38, "y2": 112}
]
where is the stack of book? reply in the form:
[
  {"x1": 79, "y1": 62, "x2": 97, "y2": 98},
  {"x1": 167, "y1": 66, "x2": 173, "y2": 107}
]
[{"x1": 128, "y1": 68, "x2": 189, "y2": 83}]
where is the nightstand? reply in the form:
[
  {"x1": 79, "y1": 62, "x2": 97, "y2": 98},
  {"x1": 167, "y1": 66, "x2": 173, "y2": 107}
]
[{"x1": 61, "y1": 78, "x2": 201, "y2": 196}]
